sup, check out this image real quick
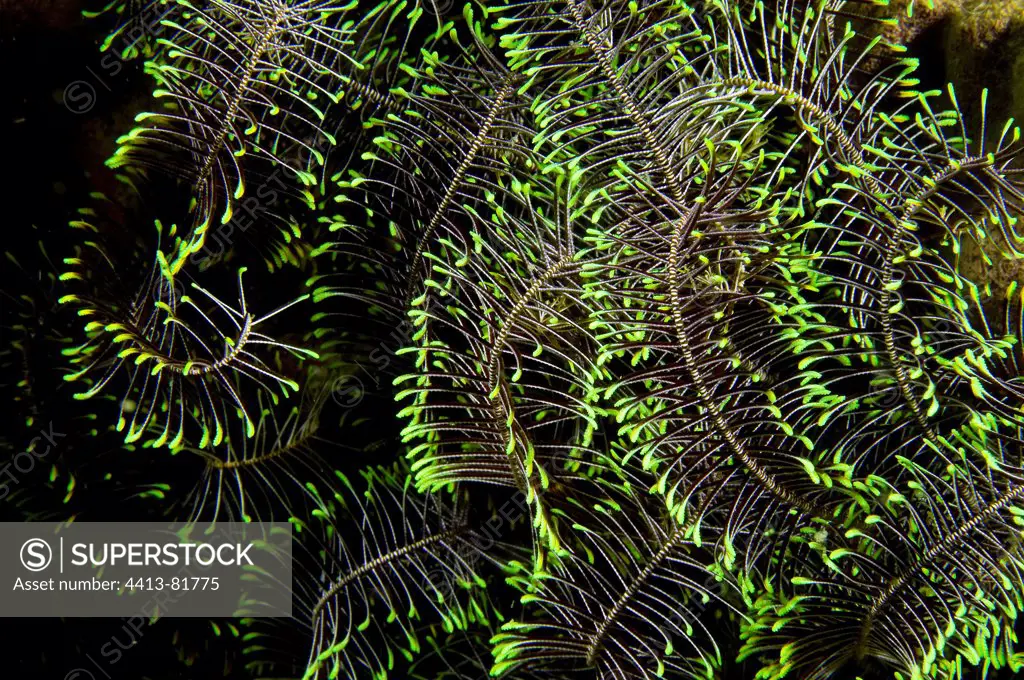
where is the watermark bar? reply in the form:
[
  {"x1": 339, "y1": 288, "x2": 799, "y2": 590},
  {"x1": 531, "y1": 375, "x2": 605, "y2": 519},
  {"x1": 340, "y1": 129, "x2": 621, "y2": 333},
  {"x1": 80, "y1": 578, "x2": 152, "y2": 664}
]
[{"x1": 0, "y1": 522, "x2": 292, "y2": 617}]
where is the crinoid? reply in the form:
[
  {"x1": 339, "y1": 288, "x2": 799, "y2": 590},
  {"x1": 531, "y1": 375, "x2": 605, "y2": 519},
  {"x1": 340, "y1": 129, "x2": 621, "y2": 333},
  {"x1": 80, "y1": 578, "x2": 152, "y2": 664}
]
[{"x1": 19, "y1": 0, "x2": 1024, "y2": 679}]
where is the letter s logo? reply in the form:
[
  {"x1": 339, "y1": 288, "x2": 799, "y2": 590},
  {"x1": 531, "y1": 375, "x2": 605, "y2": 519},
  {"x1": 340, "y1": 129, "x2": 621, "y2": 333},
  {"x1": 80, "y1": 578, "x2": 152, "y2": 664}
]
[{"x1": 20, "y1": 538, "x2": 52, "y2": 572}]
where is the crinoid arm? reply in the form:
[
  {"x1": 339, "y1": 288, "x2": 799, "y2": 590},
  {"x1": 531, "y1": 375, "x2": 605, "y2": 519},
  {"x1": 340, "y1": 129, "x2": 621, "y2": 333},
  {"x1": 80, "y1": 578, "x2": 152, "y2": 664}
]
[
  {"x1": 61, "y1": 223, "x2": 318, "y2": 449},
  {"x1": 291, "y1": 463, "x2": 492, "y2": 680}
]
